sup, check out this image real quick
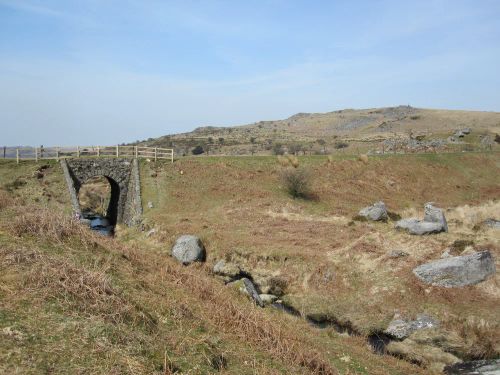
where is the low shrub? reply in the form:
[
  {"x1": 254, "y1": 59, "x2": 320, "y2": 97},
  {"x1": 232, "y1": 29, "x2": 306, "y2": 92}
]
[
  {"x1": 358, "y1": 154, "x2": 369, "y2": 164},
  {"x1": 281, "y1": 167, "x2": 312, "y2": 199}
]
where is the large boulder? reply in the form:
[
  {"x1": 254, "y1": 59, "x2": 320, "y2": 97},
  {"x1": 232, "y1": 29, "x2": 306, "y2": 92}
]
[
  {"x1": 384, "y1": 314, "x2": 439, "y2": 340},
  {"x1": 424, "y1": 203, "x2": 448, "y2": 232},
  {"x1": 171, "y1": 235, "x2": 206, "y2": 265},
  {"x1": 358, "y1": 201, "x2": 388, "y2": 221},
  {"x1": 413, "y1": 251, "x2": 496, "y2": 287},
  {"x1": 395, "y1": 218, "x2": 444, "y2": 235},
  {"x1": 395, "y1": 203, "x2": 448, "y2": 235}
]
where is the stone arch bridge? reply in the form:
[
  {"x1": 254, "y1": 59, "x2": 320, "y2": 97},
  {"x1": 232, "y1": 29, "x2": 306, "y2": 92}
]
[{"x1": 61, "y1": 158, "x2": 142, "y2": 226}]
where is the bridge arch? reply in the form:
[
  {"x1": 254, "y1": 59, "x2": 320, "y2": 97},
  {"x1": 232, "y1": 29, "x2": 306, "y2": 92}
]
[{"x1": 61, "y1": 158, "x2": 142, "y2": 226}]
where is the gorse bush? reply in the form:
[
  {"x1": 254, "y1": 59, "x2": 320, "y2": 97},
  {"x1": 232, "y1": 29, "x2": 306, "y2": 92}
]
[{"x1": 281, "y1": 167, "x2": 312, "y2": 199}]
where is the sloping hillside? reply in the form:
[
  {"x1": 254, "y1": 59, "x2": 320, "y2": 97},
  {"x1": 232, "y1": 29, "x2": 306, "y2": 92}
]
[{"x1": 135, "y1": 106, "x2": 500, "y2": 156}]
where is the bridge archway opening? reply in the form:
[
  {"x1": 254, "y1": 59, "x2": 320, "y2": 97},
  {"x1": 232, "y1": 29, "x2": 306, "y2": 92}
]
[{"x1": 77, "y1": 175, "x2": 120, "y2": 226}]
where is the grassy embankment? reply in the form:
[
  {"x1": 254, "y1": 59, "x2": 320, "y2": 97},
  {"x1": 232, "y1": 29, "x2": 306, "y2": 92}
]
[{"x1": 0, "y1": 158, "x2": 429, "y2": 374}]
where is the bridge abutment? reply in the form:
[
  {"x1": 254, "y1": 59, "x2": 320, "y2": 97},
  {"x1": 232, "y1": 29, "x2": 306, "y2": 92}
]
[{"x1": 61, "y1": 158, "x2": 142, "y2": 226}]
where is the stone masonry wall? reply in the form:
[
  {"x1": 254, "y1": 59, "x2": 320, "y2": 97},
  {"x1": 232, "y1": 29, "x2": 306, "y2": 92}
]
[{"x1": 61, "y1": 158, "x2": 142, "y2": 226}]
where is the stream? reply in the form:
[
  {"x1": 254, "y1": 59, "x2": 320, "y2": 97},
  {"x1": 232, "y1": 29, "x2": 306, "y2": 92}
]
[{"x1": 81, "y1": 211, "x2": 114, "y2": 236}]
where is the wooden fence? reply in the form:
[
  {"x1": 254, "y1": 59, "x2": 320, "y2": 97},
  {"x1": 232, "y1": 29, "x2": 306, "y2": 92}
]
[{"x1": 2, "y1": 146, "x2": 174, "y2": 163}]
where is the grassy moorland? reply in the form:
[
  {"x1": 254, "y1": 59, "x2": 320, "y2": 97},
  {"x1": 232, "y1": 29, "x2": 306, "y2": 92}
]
[{"x1": 0, "y1": 152, "x2": 499, "y2": 374}]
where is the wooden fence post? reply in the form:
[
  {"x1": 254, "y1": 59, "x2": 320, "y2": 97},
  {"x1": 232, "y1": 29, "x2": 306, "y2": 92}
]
[
  {"x1": 116, "y1": 145, "x2": 119, "y2": 157},
  {"x1": 154, "y1": 147, "x2": 157, "y2": 162},
  {"x1": 171, "y1": 149, "x2": 173, "y2": 163},
  {"x1": 16, "y1": 148, "x2": 19, "y2": 164},
  {"x1": 56, "y1": 147, "x2": 60, "y2": 161},
  {"x1": 97, "y1": 146, "x2": 100, "y2": 157},
  {"x1": 135, "y1": 146, "x2": 138, "y2": 158},
  {"x1": 3, "y1": 146, "x2": 5, "y2": 158},
  {"x1": 35, "y1": 147, "x2": 38, "y2": 162},
  {"x1": 77, "y1": 146, "x2": 80, "y2": 158}
]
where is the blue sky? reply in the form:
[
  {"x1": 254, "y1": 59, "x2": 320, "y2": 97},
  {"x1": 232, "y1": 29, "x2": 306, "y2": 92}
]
[{"x1": 1, "y1": 0, "x2": 499, "y2": 146}]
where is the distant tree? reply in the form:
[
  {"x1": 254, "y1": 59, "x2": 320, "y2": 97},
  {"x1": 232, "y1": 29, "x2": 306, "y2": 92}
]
[
  {"x1": 317, "y1": 139, "x2": 327, "y2": 153},
  {"x1": 288, "y1": 143, "x2": 303, "y2": 155},
  {"x1": 272, "y1": 142, "x2": 284, "y2": 155},
  {"x1": 218, "y1": 137, "x2": 225, "y2": 144},
  {"x1": 495, "y1": 134, "x2": 500, "y2": 144},
  {"x1": 250, "y1": 137, "x2": 256, "y2": 144},
  {"x1": 334, "y1": 141, "x2": 349, "y2": 149},
  {"x1": 208, "y1": 137, "x2": 213, "y2": 144},
  {"x1": 192, "y1": 145, "x2": 204, "y2": 155}
]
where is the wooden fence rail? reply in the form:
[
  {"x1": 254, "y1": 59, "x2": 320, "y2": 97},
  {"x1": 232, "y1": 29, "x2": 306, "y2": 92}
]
[{"x1": 2, "y1": 146, "x2": 174, "y2": 164}]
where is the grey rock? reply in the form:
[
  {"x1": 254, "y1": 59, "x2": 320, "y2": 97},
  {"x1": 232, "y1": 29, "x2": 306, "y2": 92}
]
[
  {"x1": 384, "y1": 314, "x2": 439, "y2": 340},
  {"x1": 454, "y1": 128, "x2": 471, "y2": 138},
  {"x1": 241, "y1": 278, "x2": 264, "y2": 307},
  {"x1": 395, "y1": 218, "x2": 445, "y2": 235},
  {"x1": 483, "y1": 219, "x2": 500, "y2": 229},
  {"x1": 358, "y1": 201, "x2": 388, "y2": 221},
  {"x1": 145, "y1": 228, "x2": 156, "y2": 237},
  {"x1": 259, "y1": 294, "x2": 278, "y2": 305},
  {"x1": 413, "y1": 251, "x2": 496, "y2": 287},
  {"x1": 444, "y1": 359, "x2": 500, "y2": 375},
  {"x1": 424, "y1": 203, "x2": 448, "y2": 232},
  {"x1": 147, "y1": 201, "x2": 154, "y2": 209},
  {"x1": 171, "y1": 235, "x2": 206, "y2": 265},
  {"x1": 388, "y1": 250, "x2": 410, "y2": 258},
  {"x1": 395, "y1": 203, "x2": 448, "y2": 235},
  {"x1": 213, "y1": 260, "x2": 242, "y2": 282}
]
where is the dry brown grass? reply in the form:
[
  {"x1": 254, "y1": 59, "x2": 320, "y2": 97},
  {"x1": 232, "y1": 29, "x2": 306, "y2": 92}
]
[
  {"x1": 449, "y1": 316, "x2": 500, "y2": 360},
  {"x1": 7, "y1": 206, "x2": 95, "y2": 246},
  {"x1": 0, "y1": 189, "x2": 13, "y2": 209},
  {"x1": 161, "y1": 263, "x2": 338, "y2": 374},
  {"x1": 277, "y1": 155, "x2": 300, "y2": 168}
]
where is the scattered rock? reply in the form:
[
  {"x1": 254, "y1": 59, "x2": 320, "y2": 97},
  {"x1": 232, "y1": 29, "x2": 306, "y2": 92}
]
[
  {"x1": 387, "y1": 250, "x2": 409, "y2": 258},
  {"x1": 454, "y1": 128, "x2": 472, "y2": 138},
  {"x1": 147, "y1": 201, "x2": 154, "y2": 209},
  {"x1": 483, "y1": 219, "x2": 500, "y2": 229},
  {"x1": 444, "y1": 359, "x2": 500, "y2": 375},
  {"x1": 259, "y1": 294, "x2": 278, "y2": 305},
  {"x1": 358, "y1": 201, "x2": 388, "y2": 221},
  {"x1": 145, "y1": 228, "x2": 156, "y2": 237},
  {"x1": 395, "y1": 218, "x2": 445, "y2": 235},
  {"x1": 384, "y1": 314, "x2": 439, "y2": 340},
  {"x1": 413, "y1": 251, "x2": 496, "y2": 287},
  {"x1": 235, "y1": 277, "x2": 264, "y2": 307},
  {"x1": 424, "y1": 203, "x2": 448, "y2": 232},
  {"x1": 213, "y1": 260, "x2": 242, "y2": 282},
  {"x1": 171, "y1": 235, "x2": 206, "y2": 265},
  {"x1": 395, "y1": 203, "x2": 448, "y2": 235}
]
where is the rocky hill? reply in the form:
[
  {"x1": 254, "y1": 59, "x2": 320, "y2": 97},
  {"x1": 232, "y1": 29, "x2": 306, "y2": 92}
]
[{"x1": 134, "y1": 106, "x2": 500, "y2": 156}]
